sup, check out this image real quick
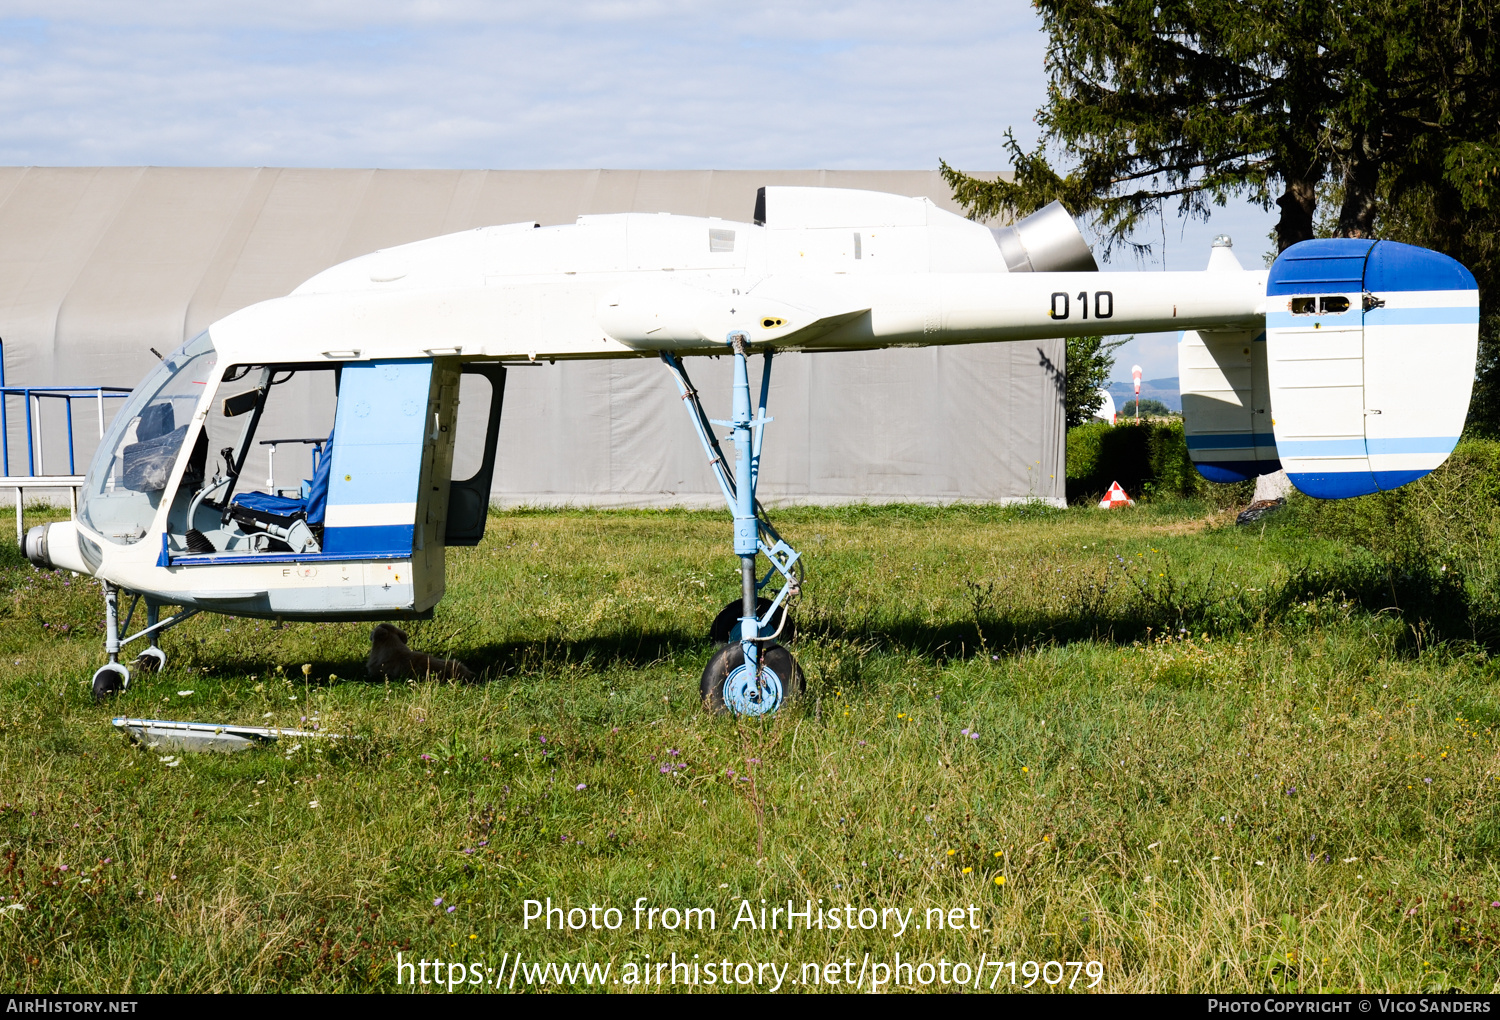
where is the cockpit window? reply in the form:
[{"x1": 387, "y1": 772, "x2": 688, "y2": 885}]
[
  {"x1": 79, "y1": 332, "x2": 216, "y2": 544},
  {"x1": 1290, "y1": 295, "x2": 1353, "y2": 315}
]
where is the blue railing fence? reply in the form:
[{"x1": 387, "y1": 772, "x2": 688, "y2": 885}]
[{"x1": 2, "y1": 337, "x2": 133, "y2": 543}]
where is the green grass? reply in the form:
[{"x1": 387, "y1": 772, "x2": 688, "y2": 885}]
[{"x1": 2, "y1": 486, "x2": 1500, "y2": 993}]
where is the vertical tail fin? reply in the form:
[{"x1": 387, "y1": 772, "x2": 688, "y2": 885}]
[{"x1": 1179, "y1": 238, "x2": 1280, "y2": 482}]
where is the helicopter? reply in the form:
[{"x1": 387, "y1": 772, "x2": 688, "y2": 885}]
[{"x1": 21, "y1": 186, "x2": 1480, "y2": 714}]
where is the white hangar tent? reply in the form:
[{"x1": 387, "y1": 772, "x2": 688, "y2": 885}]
[{"x1": 0, "y1": 168, "x2": 1065, "y2": 509}]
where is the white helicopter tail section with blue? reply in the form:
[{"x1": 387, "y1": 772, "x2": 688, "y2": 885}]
[
  {"x1": 1265, "y1": 238, "x2": 1478, "y2": 498},
  {"x1": 1180, "y1": 236, "x2": 1479, "y2": 496}
]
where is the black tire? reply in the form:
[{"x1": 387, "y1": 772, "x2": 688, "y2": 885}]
[
  {"x1": 708, "y1": 597, "x2": 796, "y2": 645},
  {"x1": 700, "y1": 642, "x2": 803, "y2": 715},
  {"x1": 92, "y1": 664, "x2": 128, "y2": 703},
  {"x1": 132, "y1": 647, "x2": 166, "y2": 674}
]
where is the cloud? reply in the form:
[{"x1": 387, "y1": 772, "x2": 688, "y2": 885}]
[
  {"x1": 0, "y1": 0, "x2": 1279, "y2": 386},
  {"x1": 0, "y1": 3, "x2": 1047, "y2": 169}
]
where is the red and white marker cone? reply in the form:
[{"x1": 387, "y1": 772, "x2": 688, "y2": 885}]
[{"x1": 1098, "y1": 481, "x2": 1135, "y2": 509}]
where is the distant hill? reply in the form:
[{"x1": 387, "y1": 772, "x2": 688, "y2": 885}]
[{"x1": 1107, "y1": 377, "x2": 1180, "y2": 413}]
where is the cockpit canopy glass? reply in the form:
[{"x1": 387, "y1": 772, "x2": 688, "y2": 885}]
[{"x1": 79, "y1": 332, "x2": 217, "y2": 544}]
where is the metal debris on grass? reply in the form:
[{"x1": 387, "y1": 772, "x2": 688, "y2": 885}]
[{"x1": 112, "y1": 717, "x2": 345, "y2": 753}]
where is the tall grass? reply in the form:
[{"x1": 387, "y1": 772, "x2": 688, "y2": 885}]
[{"x1": 1, "y1": 468, "x2": 1499, "y2": 993}]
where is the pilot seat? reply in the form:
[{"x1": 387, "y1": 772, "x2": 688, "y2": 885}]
[{"x1": 224, "y1": 436, "x2": 332, "y2": 554}]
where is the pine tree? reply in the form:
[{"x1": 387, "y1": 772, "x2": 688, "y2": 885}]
[
  {"x1": 942, "y1": 0, "x2": 1499, "y2": 256},
  {"x1": 945, "y1": 1, "x2": 1500, "y2": 429}
]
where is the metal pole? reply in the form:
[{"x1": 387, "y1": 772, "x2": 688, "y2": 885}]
[
  {"x1": 96, "y1": 388, "x2": 105, "y2": 438},
  {"x1": 0, "y1": 338, "x2": 7, "y2": 478},
  {"x1": 103, "y1": 582, "x2": 121, "y2": 665},
  {"x1": 730, "y1": 334, "x2": 759, "y2": 661},
  {"x1": 752, "y1": 350, "x2": 773, "y2": 490},
  {"x1": 65, "y1": 394, "x2": 76, "y2": 474},
  {"x1": 14, "y1": 487, "x2": 21, "y2": 547},
  {"x1": 146, "y1": 601, "x2": 161, "y2": 657},
  {"x1": 25, "y1": 390, "x2": 35, "y2": 476}
]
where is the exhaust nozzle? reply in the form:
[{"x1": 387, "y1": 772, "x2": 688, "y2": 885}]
[
  {"x1": 990, "y1": 201, "x2": 1099, "y2": 273},
  {"x1": 24, "y1": 524, "x2": 50, "y2": 569}
]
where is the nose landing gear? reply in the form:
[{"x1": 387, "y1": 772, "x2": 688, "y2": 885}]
[{"x1": 90, "y1": 582, "x2": 198, "y2": 702}]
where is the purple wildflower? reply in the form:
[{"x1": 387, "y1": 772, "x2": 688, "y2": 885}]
[
  {"x1": 434, "y1": 897, "x2": 443, "y2": 907},
  {"x1": 447, "y1": 906, "x2": 456, "y2": 913},
  {"x1": 575, "y1": 783, "x2": 587, "y2": 791}
]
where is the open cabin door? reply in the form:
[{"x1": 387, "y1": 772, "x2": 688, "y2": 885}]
[
  {"x1": 325, "y1": 358, "x2": 459, "y2": 612},
  {"x1": 444, "y1": 363, "x2": 506, "y2": 547}
]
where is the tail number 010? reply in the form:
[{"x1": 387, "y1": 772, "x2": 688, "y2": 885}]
[{"x1": 1049, "y1": 291, "x2": 1113, "y2": 320}]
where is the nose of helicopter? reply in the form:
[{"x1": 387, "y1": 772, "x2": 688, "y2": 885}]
[{"x1": 24, "y1": 521, "x2": 89, "y2": 574}]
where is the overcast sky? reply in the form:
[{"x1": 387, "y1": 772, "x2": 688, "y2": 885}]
[{"x1": 0, "y1": 0, "x2": 1276, "y2": 381}]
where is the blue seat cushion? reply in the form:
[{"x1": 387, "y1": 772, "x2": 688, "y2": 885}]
[{"x1": 231, "y1": 490, "x2": 307, "y2": 517}]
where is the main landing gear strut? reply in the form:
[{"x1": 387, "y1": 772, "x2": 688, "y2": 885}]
[
  {"x1": 662, "y1": 335, "x2": 804, "y2": 715},
  {"x1": 90, "y1": 582, "x2": 199, "y2": 702}
]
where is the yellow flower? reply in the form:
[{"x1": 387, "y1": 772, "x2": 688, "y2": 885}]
[
  {"x1": 962, "y1": 867, "x2": 972, "y2": 874},
  {"x1": 994, "y1": 851, "x2": 1002, "y2": 857},
  {"x1": 995, "y1": 876, "x2": 1006, "y2": 886},
  {"x1": 947, "y1": 849, "x2": 956, "y2": 856},
  {"x1": 1022, "y1": 766, "x2": 1029, "y2": 772}
]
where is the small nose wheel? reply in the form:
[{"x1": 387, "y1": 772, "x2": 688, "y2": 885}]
[
  {"x1": 92, "y1": 662, "x2": 130, "y2": 702},
  {"x1": 701, "y1": 643, "x2": 803, "y2": 716},
  {"x1": 133, "y1": 647, "x2": 167, "y2": 674}
]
